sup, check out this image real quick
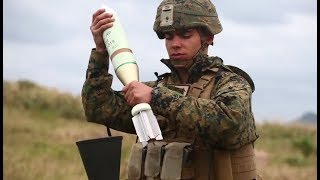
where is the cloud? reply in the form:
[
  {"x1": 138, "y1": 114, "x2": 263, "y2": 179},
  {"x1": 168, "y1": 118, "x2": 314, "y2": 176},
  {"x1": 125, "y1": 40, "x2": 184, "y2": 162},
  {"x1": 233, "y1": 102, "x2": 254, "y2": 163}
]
[
  {"x1": 213, "y1": 0, "x2": 317, "y2": 25},
  {"x1": 211, "y1": 11, "x2": 317, "y2": 120},
  {"x1": 3, "y1": 0, "x2": 317, "y2": 121}
]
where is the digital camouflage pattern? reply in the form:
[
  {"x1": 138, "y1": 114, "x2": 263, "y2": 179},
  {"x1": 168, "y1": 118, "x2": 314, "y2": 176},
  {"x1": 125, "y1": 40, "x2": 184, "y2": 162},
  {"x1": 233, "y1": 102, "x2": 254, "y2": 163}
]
[
  {"x1": 153, "y1": 0, "x2": 223, "y2": 39},
  {"x1": 82, "y1": 49, "x2": 259, "y2": 150}
]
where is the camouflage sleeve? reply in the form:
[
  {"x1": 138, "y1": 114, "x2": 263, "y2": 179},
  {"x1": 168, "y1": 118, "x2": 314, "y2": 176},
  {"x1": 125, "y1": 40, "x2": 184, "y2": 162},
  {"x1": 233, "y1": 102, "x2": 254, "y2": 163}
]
[
  {"x1": 150, "y1": 71, "x2": 258, "y2": 150},
  {"x1": 81, "y1": 49, "x2": 136, "y2": 134}
]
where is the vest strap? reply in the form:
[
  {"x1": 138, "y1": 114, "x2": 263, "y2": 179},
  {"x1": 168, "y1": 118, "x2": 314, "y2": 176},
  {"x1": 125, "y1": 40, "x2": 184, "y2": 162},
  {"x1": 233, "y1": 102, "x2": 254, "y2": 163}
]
[{"x1": 188, "y1": 67, "x2": 219, "y2": 98}]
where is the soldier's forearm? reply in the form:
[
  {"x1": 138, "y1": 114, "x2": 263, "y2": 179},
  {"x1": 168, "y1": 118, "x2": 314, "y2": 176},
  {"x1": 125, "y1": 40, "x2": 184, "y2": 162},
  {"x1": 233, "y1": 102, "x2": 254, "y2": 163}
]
[{"x1": 150, "y1": 85, "x2": 254, "y2": 148}]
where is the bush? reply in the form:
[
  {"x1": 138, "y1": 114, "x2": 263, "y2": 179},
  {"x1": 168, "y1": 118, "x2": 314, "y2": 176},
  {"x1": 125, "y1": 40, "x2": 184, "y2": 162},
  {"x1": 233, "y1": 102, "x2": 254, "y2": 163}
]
[
  {"x1": 285, "y1": 157, "x2": 309, "y2": 167},
  {"x1": 293, "y1": 136, "x2": 315, "y2": 158},
  {"x1": 4, "y1": 80, "x2": 85, "y2": 120}
]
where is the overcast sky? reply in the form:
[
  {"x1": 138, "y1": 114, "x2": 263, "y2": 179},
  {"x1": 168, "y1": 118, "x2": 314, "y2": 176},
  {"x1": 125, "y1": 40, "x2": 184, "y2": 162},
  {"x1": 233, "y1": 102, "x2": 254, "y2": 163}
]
[{"x1": 3, "y1": 0, "x2": 317, "y2": 122}]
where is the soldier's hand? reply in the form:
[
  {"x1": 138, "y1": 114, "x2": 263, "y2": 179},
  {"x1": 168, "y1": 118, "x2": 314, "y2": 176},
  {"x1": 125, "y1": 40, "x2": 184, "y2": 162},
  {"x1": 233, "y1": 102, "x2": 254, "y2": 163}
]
[
  {"x1": 122, "y1": 81, "x2": 153, "y2": 106},
  {"x1": 90, "y1": 8, "x2": 115, "y2": 53}
]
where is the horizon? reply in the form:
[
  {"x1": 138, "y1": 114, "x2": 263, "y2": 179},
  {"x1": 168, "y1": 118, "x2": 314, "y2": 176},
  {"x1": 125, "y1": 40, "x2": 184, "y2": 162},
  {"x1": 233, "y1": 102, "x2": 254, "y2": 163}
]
[
  {"x1": 3, "y1": 0, "x2": 317, "y2": 123},
  {"x1": 3, "y1": 78, "x2": 317, "y2": 123}
]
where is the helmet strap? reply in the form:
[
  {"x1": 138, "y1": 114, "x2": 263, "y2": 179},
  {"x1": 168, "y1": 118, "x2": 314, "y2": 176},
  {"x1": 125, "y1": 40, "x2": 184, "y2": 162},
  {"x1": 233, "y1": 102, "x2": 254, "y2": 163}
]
[{"x1": 171, "y1": 28, "x2": 209, "y2": 69}]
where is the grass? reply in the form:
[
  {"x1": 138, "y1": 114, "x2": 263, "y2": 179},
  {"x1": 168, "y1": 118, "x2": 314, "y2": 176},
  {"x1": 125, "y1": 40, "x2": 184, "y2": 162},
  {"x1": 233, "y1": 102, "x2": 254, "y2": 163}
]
[
  {"x1": 3, "y1": 79, "x2": 318, "y2": 180},
  {"x1": 254, "y1": 122, "x2": 317, "y2": 179},
  {"x1": 3, "y1": 107, "x2": 136, "y2": 180}
]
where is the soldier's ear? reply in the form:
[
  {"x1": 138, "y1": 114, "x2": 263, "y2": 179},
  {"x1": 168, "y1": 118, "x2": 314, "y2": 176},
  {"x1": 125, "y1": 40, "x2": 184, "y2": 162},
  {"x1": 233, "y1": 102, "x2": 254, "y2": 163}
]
[
  {"x1": 198, "y1": 27, "x2": 213, "y2": 46},
  {"x1": 207, "y1": 35, "x2": 214, "y2": 46}
]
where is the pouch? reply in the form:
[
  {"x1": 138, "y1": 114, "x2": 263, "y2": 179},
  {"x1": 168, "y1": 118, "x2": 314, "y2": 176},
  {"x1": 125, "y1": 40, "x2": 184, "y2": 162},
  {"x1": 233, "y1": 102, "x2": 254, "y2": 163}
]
[
  {"x1": 160, "y1": 142, "x2": 195, "y2": 180},
  {"x1": 127, "y1": 143, "x2": 147, "y2": 180},
  {"x1": 144, "y1": 141, "x2": 168, "y2": 178}
]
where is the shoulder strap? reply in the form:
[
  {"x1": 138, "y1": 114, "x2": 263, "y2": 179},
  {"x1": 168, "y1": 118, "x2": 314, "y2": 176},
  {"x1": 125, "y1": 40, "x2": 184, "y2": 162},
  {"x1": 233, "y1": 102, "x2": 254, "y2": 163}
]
[
  {"x1": 188, "y1": 67, "x2": 219, "y2": 98},
  {"x1": 226, "y1": 65, "x2": 255, "y2": 92}
]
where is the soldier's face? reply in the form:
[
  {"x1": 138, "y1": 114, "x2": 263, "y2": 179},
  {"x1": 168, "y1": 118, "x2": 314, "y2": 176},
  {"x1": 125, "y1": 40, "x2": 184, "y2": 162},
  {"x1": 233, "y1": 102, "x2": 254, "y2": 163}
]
[{"x1": 164, "y1": 28, "x2": 202, "y2": 61}]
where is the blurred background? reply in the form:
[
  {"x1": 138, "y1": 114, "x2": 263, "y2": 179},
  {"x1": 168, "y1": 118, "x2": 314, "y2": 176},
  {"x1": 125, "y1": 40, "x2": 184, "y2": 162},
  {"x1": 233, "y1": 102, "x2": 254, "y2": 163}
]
[{"x1": 3, "y1": 0, "x2": 317, "y2": 179}]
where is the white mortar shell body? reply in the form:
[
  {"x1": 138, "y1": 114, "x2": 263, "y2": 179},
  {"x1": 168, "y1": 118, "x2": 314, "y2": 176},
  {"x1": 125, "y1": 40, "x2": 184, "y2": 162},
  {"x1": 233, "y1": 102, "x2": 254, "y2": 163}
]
[
  {"x1": 102, "y1": 5, "x2": 139, "y2": 86},
  {"x1": 116, "y1": 63, "x2": 139, "y2": 85}
]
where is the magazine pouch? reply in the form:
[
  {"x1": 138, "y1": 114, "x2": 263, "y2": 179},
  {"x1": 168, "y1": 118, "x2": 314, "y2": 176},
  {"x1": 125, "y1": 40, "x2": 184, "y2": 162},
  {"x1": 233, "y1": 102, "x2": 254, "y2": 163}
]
[
  {"x1": 128, "y1": 142, "x2": 147, "y2": 180},
  {"x1": 144, "y1": 141, "x2": 168, "y2": 178},
  {"x1": 160, "y1": 142, "x2": 194, "y2": 180}
]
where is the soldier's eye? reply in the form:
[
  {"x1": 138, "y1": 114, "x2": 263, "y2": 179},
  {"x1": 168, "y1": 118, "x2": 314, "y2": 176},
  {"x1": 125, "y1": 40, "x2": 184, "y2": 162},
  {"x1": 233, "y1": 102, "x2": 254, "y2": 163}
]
[
  {"x1": 179, "y1": 29, "x2": 193, "y2": 39},
  {"x1": 182, "y1": 33, "x2": 192, "y2": 38},
  {"x1": 164, "y1": 33, "x2": 173, "y2": 40},
  {"x1": 180, "y1": 32, "x2": 192, "y2": 39}
]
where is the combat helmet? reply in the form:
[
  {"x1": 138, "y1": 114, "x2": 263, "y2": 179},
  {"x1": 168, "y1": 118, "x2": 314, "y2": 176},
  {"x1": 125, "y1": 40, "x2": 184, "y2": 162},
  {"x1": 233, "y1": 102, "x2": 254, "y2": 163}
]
[{"x1": 153, "y1": 0, "x2": 223, "y2": 39}]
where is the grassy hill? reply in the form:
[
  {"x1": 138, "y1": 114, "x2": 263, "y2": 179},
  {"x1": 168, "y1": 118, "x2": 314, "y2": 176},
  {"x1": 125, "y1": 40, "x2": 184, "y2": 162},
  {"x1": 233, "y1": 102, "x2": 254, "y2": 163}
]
[{"x1": 3, "y1": 80, "x2": 317, "y2": 180}]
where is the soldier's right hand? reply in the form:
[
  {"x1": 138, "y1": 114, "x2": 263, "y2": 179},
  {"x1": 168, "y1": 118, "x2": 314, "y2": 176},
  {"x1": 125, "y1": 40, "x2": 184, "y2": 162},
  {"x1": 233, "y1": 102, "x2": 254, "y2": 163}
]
[{"x1": 90, "y1": 8, "x2": 115, "y2": 53}]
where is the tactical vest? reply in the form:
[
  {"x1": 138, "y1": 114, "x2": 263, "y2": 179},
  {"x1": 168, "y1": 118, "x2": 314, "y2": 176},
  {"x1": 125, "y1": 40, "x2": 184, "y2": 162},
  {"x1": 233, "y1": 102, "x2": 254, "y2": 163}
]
[{"x1": 127, "y1": 66, "x2": 258, "y2": 180}]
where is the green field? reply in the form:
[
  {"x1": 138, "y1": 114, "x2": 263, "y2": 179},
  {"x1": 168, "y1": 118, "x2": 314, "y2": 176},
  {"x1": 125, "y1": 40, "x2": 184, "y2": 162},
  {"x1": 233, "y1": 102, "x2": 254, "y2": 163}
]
[{"x1": 3, "y1": 80, "x2": 317, "y2": 179}]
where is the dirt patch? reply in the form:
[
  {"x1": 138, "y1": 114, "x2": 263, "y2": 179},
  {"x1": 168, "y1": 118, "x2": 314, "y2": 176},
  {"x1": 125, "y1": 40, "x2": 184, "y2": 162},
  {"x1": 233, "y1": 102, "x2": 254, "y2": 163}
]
[{"x1": 255, "y1": 149, "x2": 269, "y2": 168}]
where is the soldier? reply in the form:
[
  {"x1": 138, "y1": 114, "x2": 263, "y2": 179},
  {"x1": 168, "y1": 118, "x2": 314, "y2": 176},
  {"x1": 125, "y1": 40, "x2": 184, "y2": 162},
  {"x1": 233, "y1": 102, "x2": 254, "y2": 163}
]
[{"x1": 82, "y1": 0, "x2": 261, "y2": 179}]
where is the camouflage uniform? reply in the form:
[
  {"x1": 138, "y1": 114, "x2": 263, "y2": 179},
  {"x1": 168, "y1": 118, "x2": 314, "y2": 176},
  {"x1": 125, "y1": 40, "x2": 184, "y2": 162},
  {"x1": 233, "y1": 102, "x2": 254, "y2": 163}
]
[
  {"x1": 82, "y1": 0, "x2": 260, "y2": 179},
  {"x1": 82, "y1": 47, "x2": 259, "y2": 148},
  {"x1": 82, "y1": 49, "x2": 259, "y2": 179}
]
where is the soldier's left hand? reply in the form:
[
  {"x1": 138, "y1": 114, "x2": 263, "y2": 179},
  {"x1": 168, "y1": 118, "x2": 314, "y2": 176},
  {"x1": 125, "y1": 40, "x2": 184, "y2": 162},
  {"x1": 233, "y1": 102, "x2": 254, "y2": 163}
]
[{"x1": 122, "y1": 81, "x2": 153, "y2": 106}]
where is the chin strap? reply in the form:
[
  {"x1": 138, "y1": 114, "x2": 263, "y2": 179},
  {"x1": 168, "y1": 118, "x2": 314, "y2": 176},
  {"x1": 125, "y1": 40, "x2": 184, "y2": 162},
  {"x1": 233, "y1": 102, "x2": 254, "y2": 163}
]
[{"x1": 170, "y1": 29, "x2": 209, "y2": 70}]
